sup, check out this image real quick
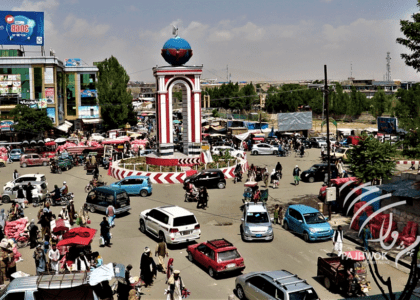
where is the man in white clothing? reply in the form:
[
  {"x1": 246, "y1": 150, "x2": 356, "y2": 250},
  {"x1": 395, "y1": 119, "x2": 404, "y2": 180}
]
[
  {"x1": 48, "y1": 244, "x2": 60, "y2": 274},
  {"x1": 332, "y1": 225, "x2": 344, "y2": 257}
]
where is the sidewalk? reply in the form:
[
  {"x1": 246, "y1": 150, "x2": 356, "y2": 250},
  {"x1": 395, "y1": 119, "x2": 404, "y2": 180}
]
[{"x1": 328, "y1": 214, "x2": 413, "y2": 270}]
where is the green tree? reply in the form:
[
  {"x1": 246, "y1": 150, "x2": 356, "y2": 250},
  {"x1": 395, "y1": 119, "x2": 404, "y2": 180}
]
[
  {"x1": 370, "y1": 89, "x2": 389, "y2": 118},
  {"x1": 347, "y1": 133, "x2": 397, "y2": 183},
  {"x1": 396, "y1": 1, "x2": 420, "y2": 72},
  {"x1": 10, "y1": 105, "x2": 53, "y2": 136},
  {"x1": 97, "y1": 56, "x2": 137, "y2": 130}
]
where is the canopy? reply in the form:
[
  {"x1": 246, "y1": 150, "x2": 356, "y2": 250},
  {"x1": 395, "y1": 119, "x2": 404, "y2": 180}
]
[
  {"x1": 56, "y1": 227, "x2": 97, "y2": 247},
  {"x1": 45, "y1": 141, "x2": 56, "y2": 147},
  {"x1": 30, "y1": 140, "x2": 37, "y2": 144},
  {"x1": 82, "y1": 119, "x2": 102, "y2": 124},
  {"x1": 55, "y1": 121, "x2": 73, "y2": 133},
  {"x1": 88, "y1": 263, "x2": 125, "y2": 286},
  {"x1": 22, "y1": 140, "x2": 29, "y2": 144},
  {"x1": 37, "y1": 140, "x2": 44, "y2": 144},
  {"x1": 101, "y1": 139, "x2": 126, "y2": 145},
  {"x1": 55, "y1": 138, "x2": 66, "y2": 144},
  {"x1": 252, "y1": 137, "x2": 264, "y2": 141},
  {"x1": 50, "y1": 219, "x2": 70, "y2": 234}
]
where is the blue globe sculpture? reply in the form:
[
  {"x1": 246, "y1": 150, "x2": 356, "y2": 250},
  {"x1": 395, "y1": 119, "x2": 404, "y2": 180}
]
[{"x1": 161, "y1": 36, "x2": 193, "y2": 66}]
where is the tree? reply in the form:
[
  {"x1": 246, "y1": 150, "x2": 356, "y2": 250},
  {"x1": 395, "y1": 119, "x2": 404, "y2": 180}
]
[
  {"x1": 97, "y1": 56, "x2": 137, "y2": 130},
  {"x1": 347, "y1": 133, "x2": 397, "y2": 183},
  {"x1": 10, "y1": 105, "x2": 53, "y2": 137},
  {"x1": 370, "y1": 89, "x2": 389, "y2": 118},
  {"x1": 396, "y1": 1, "x2": 420, "y2": 72}
]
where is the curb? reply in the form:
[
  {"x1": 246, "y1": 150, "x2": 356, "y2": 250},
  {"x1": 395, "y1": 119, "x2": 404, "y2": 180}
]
[{"x1": 344, "y1": 234, "x2": 412, "y2": 271}]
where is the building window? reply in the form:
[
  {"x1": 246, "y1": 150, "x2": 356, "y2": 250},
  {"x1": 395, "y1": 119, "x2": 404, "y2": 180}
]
[
  {"x1": 80, "y1": 74, "x2": 96, "y2": 90},
  {"x1": 66, "y1": 74, "x2": 76, "y2": 116},
  {"x1": 34, "y1": 67, "x2": 43, "y2": 100}
]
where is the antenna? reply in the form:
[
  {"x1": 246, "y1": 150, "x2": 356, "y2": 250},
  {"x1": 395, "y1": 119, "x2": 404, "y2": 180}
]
[
  {"x1": 226, "y1": 65, "x2": 229, "y2": 82},
  {"x1": 350, "y1": 62, "x2": 352, "y2": 78},
  {"x1": 172, "y1": 25, "x2": 178, "y2": 37},
  {"x1": 386, "y1": 52, "x2": 391, "y2": 82}
]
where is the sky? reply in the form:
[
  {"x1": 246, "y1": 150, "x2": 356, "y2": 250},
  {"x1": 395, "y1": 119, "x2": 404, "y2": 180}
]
[{"x1": 2, "y1": 0, "x2": 420, "y2": 82}]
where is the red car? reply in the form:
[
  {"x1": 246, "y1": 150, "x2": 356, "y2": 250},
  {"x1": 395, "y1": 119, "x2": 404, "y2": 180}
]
[
  {"x1": 20, "y1": 153, "x2": 50, "y2": 168},
  {"x1": 187, "y1": 239, "x2": 245, "y2": 278}
]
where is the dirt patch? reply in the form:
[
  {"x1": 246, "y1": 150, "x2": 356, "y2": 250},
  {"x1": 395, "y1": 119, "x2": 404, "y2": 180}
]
[{"x1": 214, "y1": 222, "x2": 233, "y2": 226}]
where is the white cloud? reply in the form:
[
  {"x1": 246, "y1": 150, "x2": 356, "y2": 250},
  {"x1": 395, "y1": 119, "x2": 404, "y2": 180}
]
[
  {"x1": 12, "y1": 0, "x2": 59, "y2": 11},
  {"x1": 63, "y1": 14, "x2": 110, "y2": 37}
]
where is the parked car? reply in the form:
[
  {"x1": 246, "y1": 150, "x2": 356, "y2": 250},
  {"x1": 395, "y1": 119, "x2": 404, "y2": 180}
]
[
  {"x1": 240, "y1": 202, "x2": 274, "y2": 242},
  {"x1": 139, "y1": 205, "x2": 201, "y2": 245},
  {"x1": 2, "y1": 181, "x2": 48, "y2": 203},
  {"x1": 332, "y1": 147, "x2": 352, "y2": 160},
  {"x1": 9, "y1": 149, "x2": 23, "y2": 161},
  {"x1": 309, "y1": 137, "x2": 327, "y2": 148},
  {"x1": 211, "y1": 146, "x2": 244, "y2": 158},
  {"x1": 283, "y1": 204, "x2": 333, "y2": 242},
  {"x1": 184, "y1": 169, "x2": 226, "y2": 189},
  {"x1": 20, "y1": 153, "x2": 50, "y2": 168},
  {"x1": 300, "y1": 164, "x2": 338, "y2": 183},
  {"x1": 235, "y1": 270, "x2": 320, "y2": 300},
  {"x1": 4, "y1": 174, "x2": 47, "y2": 191},
  {"x1": 187, "y1": 239, "x2": 245, "y2": 278},
  {"x1": 109, "y1": 175, "x2": 152, "y2": 197},
  {"x1": 85, "y1": 186, "x2": 131, "y2": 215},
  {"x1": 251, "y1": 143, "x2": 278, "y2": 155}
]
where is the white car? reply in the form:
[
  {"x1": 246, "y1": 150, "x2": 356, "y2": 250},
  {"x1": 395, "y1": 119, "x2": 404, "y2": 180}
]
[
  {"x1": 139, "y1": 205, "x2": 201, "y2": 245},
  {"x1": 4, "y1": 174, "x2": 47, "y2": 191},
  {"x1": 211, "y1": 146, "x2": 244, "y2": 158},
  {"x1": 251, "y1": 143, "x2": 278, "y2": 155}
]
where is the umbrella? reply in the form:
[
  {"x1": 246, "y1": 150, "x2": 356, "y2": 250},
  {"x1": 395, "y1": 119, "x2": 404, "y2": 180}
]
[
  {"x1": 55, "y1": 138, "x2": 66, "y2": 143},
  {"x1": 57, "y1": 227, "x2": 97, "y2": 247},
  {"x1": 30, "y1": 140, "x2": 36, "y2": 144},
  {"x1": 44, "y1": 138, "x2": 52, "y2": 142},
  {"x1": 37, "y1": 140, "x2": 45, "y2": 144},
  {"x1": 22, "y1": 140, "x2": 29, "y2": 145}
]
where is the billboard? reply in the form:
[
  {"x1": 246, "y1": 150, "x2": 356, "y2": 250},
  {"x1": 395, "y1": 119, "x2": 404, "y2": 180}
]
[
  {"x1": 47, "y1": 107, "x2": 55, "y2": 124},
  {"x1": 19, "y1": 99, "x2": 47, "y2": 108},
  {"x1": 0, "y1": 74, "x2": 21, "y2": 95},
  {"x1": 0, "y1": 11, "x2": 44, "y2": 46},
  {"x1": 78, "y1": 106, "x2": 99, "y2": 119},
  {"x1": 80, "y1": 89, "x2": 97, "y2": 98},
  {"x1": 44, "y1": 67, "x2": 54, "y2": 84},
  {"x1": 377, "y1": 117, "x2": 398, "y2": 134},
  {"x1": 277, "y1": 112, "x2": 312, "y2": 132},
  {"x1": 65, "y1": 58, "x2": 81, "y2": 67},
  {"x1": 45, "y1": 87, "x2": 54, "y2": 104},
  {"x1": 0, "y1": 120, "x2": 14, "y2": 132}
]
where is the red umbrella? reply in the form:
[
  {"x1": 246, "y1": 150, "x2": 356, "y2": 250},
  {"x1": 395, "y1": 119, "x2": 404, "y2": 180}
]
[
  {"x1": 45, "y1": 141, "x2": 56, "y2": 146},
  {"x1": 57, "y1": 227, "x2": 97, "y2": 247}
]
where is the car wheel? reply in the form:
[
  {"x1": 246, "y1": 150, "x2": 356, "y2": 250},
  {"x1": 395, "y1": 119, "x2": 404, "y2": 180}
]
[
  {"x1": 273, "y1": 150, "x2": 278, "y2": 155},
  {"x1": 42, "y1": 162, "x2": 48, "y2": 166},
  {"x1": 217, "y1": 182, "x2": 225, "y2": 189},
  {"x1": 66, "y1": 166, "x2": 69, "y2": 171},
  {"x1": 58, "y1": 169, "x2": 62, "y2": 174},
  {"x1": 252, "y1": 151, "x2": 258, "y2": 155},
  {"x1": 140, "y1": 220, "x2": 146, "y2": 233},
  {"x1": 324, "y1": 276, "x2": 333, "y2": 290},
  {"x1": 21, "y1": 163, "x2": 27, "y2": 168},
  {"x1": 208, "y1": 267, "x2": 216, "y2": 278},
  {"x1": 2, "y1": 196, "x2": 10, "y2": 204},
  {"x1": 140, "y1": 190, "x2": 148, "y2": 197},
  {"x1": 188, "y1": 252, "x2": 194, "y2": 262},
  {"x1": 283, "y1": 222, "x2": 289, "y2": 231},
  {"x1": 236, "y1": 285, "x2": 246, "y2": 300},
  {"x1": 303, "y1": 232, "x2": 310, "y2": 242},
  {"x1": 241, "y1": 228, "x2": 246, "y2": 242},
  {"x1": 89, "y1": 206, "x2": 95, "y2": 213},
  {"x1": 308, "y1": 177, "x2": 315, "y2": 183}
]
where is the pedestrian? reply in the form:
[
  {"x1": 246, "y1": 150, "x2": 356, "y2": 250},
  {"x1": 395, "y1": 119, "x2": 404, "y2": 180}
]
[
  {"x1": 332, "y1": 225, "x2": 344, "y2": 257},
  {"x1": 166, "y1": 258, "x2": 174, "y2": 283},
  {"x1": 29, "y1": 219, "x2": 39, "y2": 249},
  {"x1": 359, "y1": 226, "x2": 372, "y2": 252},
  {"x1": 75, "y1": 252, "x2": 90, "y2": 271},
  {"x1": 79, "y1": 204, "x2": 90, "y2": 227},
  {"x1": 0, "y1": 241, "x2": 8, "y2": 284},
  {"x1": 273, "y1": 204, "x2": 280, "y2": 224},
  {"x1": 197, "y1": 186, "x2": 208, "y2": 209},
  {"x1": 48, "y1": 244, "x2": 60, "y2": 274},
  {"x1": 166, "y1": 270, "x2": 187, "y2": 300},
  {"x1": 155, "y1": 237, "x2": 168, "y2": 273},
  {"x1": 263, "y1": 168, "x2": 269, "y2": 188},
  {"x1": 0, "y1": 209, "x2": 6, "y2": 229},
  {"x1": 337, "y1": 159, "x2": 344, "y2": 178},
  {"x1": 67, "y1": 200, "x2": 76, "y2": 226},
  {"x1": 33, "y1": 244, "x2": 46, "y2": 275},
  {"x1": 60, "y1": 206, "x2": 69, "y2": 220},
  {"x1": 275, "y1": 162, "x2": 282, "y2": 176},
  {"x1": 12, "y1": 170, "x2": 19, "y2": 180},
  {"x1": 278, "y1": 206, "x2": 284, "y2": 226},
  {"x1": 140, "y1": 247, "x2": 156, "y2": 287},
  {"x1": 106, "y1": 204, "x2": 116, "y2": 227},
  {"x1": 100, "y1": 217, "x2": 111, "y2": 247},
  {"x1": 292, "y1": 165, "x2": 301, "y2": 186},
  {"x1": 25, "y1": 182, "x2": 34, "y2": 204}
]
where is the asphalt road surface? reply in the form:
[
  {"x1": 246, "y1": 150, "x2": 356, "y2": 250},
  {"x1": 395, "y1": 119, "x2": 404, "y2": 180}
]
[{"x1": 3, "y1": 148, "x2": 410, "y2": 300}]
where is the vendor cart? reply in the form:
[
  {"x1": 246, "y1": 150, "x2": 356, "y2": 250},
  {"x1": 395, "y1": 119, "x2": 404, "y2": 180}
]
[
  {"x1": 243, "y1": 181, "x2": 258, "y2": 203},
  {"x1": 317, "y1": 250, "x2": 371, "y2": 297}
]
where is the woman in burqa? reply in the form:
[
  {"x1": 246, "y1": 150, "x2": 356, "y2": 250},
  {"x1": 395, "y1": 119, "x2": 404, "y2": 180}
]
[
  {"x1": 28, "y1": 219, "x2": 39, "y2": 249},
  {"x1": 0, "y1": 209, "x2": 6, "y2": 229}
]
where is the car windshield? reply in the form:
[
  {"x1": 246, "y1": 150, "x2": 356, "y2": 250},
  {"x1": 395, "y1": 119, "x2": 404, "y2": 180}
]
[
  {"x1": 116, "y1": 192, "x2": 129, "y2": 203},
  {"x1": 289, "y1": 288, "x2": 319, "y2": 300},
  {"x1": 40, "y1": 176, "x2": 46, "y2": 182},
  {"x1": 217, "y1": 250, "x2": 240, "y2": 262},
  {"x1": 308, "y1": 166, "x2": 318, "y2": 172},
  {"x1": 303, "y1": 212, "x2": 326, "y2": 224},
  {"x1": 11, "y1": 150, "x2": 20, "y2": 154},
  {"x1": 173, "y1": 215, "x2": 197, "y2": 227},
  {"x1": 246, "y1": 212, "x2": 269, "y2": 223}
]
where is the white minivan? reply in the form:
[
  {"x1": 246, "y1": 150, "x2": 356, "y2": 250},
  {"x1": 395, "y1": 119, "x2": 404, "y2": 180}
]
[{"x1": 139, "y1": 205, "x2": 201, "y2": 245}]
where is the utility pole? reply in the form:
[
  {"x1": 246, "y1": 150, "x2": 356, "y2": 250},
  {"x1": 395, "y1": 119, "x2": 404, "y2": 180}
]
[
  {"x1": 227, "y1": 65, "x2": 229, "y2": 83},
  {"x1": 324, "y1": 65, "x2": 332, "y2": 219}
]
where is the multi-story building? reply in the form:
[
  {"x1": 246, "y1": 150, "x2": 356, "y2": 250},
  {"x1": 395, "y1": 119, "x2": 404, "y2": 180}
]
[{"x1": 0, "y1": 49, "x2": 99, "y2": 133}]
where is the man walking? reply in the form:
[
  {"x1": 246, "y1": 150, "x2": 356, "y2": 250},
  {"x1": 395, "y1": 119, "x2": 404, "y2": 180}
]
[
  {"x1": 106, "y1": 204, "x2": 116, "y2": 227},
  {"x1": 100, "y1": 217, "x2": 111, "y2": 247},
  {"x1": 166, "y1": 270, "x2": 187, "y2": 300},
  {"x1": 33, "y1": 244, "x2": 46, "y2": 275},
  {"x1": 155, "y1": 237, "x2": 168, "y2": 273},
  {"x1": 332, "y1": 225, "x2": 344, "y2": 257},
  {"x1": 13, "y1": 170, "x2": 19, "y2": 180},
  {"x1": 359, "y1": 226, "x2": 372, "y2": 252},
  {"x1": 292, "y1": 165, "x2": 301, "y2": 186},
  {"x1": 48, "y1": 244, "x2": 60, "y2": 274}
]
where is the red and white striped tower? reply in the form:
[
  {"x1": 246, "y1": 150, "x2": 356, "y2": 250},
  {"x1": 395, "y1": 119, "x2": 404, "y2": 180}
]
[{"x1": 153, "y1": 66, "x2": 202, "y2": 156}]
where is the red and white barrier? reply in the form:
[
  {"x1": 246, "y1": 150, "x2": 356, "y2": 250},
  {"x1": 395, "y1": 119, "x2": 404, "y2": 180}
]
[
  {"x1": 109, "y1": 159, "x2": 248, "y2": 184},
  {"x1": 396, "y1": 161, "x2": 420, "y2": 165}
]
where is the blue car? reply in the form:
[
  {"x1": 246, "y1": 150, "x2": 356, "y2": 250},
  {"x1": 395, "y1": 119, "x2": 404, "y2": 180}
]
[
  {"x1": 109, "y1": 176, "x2": 152, "y2": 197},
  {"x1": 10, "y1": 149, "x2": 23, "y2": 161},
  {"x1": 283, "y1": 204, "x2": 333, "y2": 242}
]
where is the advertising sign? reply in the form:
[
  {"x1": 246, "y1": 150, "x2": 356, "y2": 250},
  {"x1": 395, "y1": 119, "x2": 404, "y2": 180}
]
[
  {"x1": 0, "y1": 120, "x2": 14, "y2": 132},
  {"x1": 78, "y1": 106, "x2": 99, "y2": 119},
  {"x1": 45, "y1": 87, "x2": 54, "y2": 104},
  {"x1": 65, "y1": 58, "x2": 81, "y2": 67},
  {"x1": 80, "y1": 89, "x2": 97, "y2": 98},
  {"x1": 38, "y1": 98, "x2": 47, "y2": 109},
  {"x1": 47, "y1": 107, "x2": 55, "y2": 124},
  {"x1": 0, "y1": 11, "x2": 44, "y2": 46},
  {"x1": 0, "y1": 74, "x2": 21, "y2": 95},
  {"x1": 44, "y1": 67, "x2": 54, "y2": 84},
  {"x1": 377, "y1": 117, "x2": 398, "y2": 134}
]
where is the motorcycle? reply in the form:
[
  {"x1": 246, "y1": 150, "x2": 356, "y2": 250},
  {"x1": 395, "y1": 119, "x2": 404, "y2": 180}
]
[
  {"x1": 85, "y1": 179, "x2": 107, "y2": 193},
  {"x1": 46, "y1": 192, "x2": 74, "y2": 206},
  {"x1": 184, "y1": 191, "x2": 199, "y2": 202}
]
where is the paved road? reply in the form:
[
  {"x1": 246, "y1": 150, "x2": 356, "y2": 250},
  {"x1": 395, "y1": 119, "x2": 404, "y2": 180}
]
[{"x1": 3, "y1": 148, "x2": 410, "y2": 300}]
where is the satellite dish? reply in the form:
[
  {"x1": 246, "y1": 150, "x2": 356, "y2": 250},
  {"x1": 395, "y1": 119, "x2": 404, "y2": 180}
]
[{"x1": 172, "y1": 25, "x2": 178, "y2": 37}]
